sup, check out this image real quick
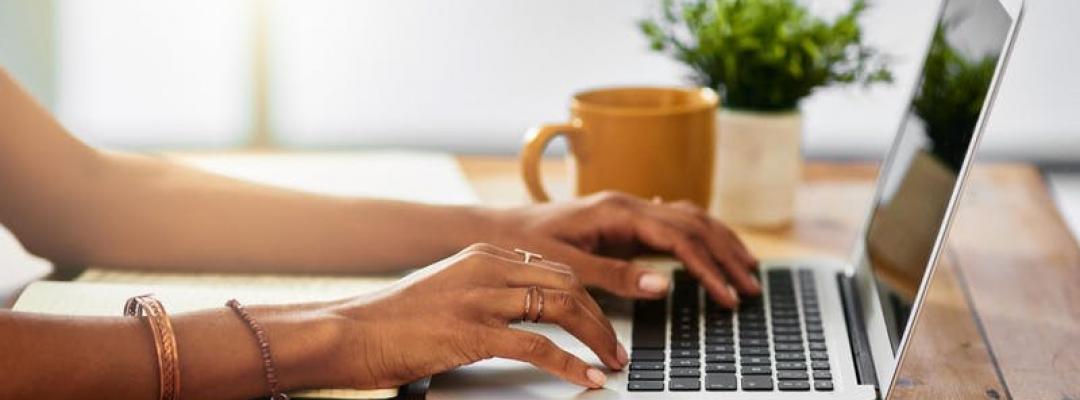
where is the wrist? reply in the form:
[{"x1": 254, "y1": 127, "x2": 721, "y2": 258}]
[{"x1": 248, "y1": 305, "x2": 353, "y2": 391}]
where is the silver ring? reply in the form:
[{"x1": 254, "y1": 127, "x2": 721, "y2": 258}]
[{"x1": 514, "y1": 248, "x2": 544, "y2": 264}]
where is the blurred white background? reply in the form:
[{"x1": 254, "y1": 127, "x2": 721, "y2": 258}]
[{"x1": 0, "y1": 0, "x2": 1077, "y2": 161}]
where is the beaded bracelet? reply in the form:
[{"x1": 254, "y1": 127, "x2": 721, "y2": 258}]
[
  {"x1": 226, "y1": 299, "x2": 290, "y2": 400},
  {"x1": 124, "y1": 294, "x2": 181, "y2": 400}
]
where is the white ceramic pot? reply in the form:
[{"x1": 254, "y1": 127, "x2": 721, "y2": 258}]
[{"x1": 712, "y1": 109, "x2": 802, "y2": 229}]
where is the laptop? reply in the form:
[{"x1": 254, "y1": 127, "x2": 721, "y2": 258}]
[{"x1": 428, "y1": 0, "x2": 1023, "y2": 398}]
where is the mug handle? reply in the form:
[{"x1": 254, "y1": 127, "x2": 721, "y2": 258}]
[{"x1": 520, "y1": 123, "x2": 581, "y2": 202}]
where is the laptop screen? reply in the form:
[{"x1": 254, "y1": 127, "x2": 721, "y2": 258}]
[{"x1": 863, "y1": 0, "x2": 1013, "y2": 350}]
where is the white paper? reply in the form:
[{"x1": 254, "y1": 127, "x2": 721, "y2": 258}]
[{"x1": 168, "y1": 151, "x2": 479, "y2": 204}]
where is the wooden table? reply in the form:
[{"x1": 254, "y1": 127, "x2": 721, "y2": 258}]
[{"x1": 459, "y1": 156, "x2": 1080, "y2": 400}]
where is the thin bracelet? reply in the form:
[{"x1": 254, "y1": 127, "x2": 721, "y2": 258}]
[
  {"x1": 226, "y1": 299, "x2": 290, "y2": 400},
  {"x1": 124, "y1": 294, "x2": 181, "y2": 400}
]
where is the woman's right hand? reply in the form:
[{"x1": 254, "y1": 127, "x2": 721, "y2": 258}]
[{"x1": 326, "y1": 243, "x2": 629, "y2": 390}]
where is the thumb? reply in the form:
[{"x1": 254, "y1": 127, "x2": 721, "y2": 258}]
[{"x1": 553, "y1": 243, "x2": 670, "y2": 299}]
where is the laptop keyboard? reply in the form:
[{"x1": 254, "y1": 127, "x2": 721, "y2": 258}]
[{"x1": 628, "y1": 267, "x2": 834, "y2": 392}]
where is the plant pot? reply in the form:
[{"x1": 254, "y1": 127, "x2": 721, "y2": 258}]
[{"x1": 711, "y1": 109, "x2": 802, "y2": 229}]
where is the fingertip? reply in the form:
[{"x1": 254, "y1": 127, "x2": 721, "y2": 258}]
[
  {"x1": 586, "y1": 368, "x2": 607, "y2": 388},
  {"x1": 637, "y1": 272, "x2": 670, "y2": 295}
]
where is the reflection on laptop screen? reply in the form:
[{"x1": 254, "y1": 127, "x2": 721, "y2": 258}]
[{"x1": 864, "y1": 0, "x2": 1012, "y2": 350}]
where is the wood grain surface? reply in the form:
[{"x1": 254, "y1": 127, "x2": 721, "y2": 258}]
[{"x1": 459, "y1": 156, "x2": 1080, "y2": 399}]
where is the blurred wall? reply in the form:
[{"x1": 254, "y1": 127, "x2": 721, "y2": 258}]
[
  {"x1": 0, "y1": 0, "x2": 56, "y2": 108},
  {"x1": 0, "y1": 0, "x2": 1077, "y2": 162}
]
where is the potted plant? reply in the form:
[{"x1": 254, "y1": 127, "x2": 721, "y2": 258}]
[{"x1": 640, "y1": 0, "x2": 892, "y2": 228}]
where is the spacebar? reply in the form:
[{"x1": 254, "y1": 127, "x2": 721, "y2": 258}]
[{"x1": 632, "y1": 299, "x2": 667, "y2": 350}]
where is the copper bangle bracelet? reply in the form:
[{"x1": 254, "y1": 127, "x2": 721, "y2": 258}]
[{"x1": 124, "y1": 294, "x2": 181, "y2": 400}]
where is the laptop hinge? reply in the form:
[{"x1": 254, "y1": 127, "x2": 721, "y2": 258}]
[{"x1": 837, "y1": 273, "x2": 879, "y2": 393}]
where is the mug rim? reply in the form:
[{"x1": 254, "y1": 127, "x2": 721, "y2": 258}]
[{"x1": 571, "y1": 86, "x2": 719, "y2": 116}]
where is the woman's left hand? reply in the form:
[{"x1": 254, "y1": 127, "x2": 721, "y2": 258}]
[{"x1": 486, "y1": 191, "x2": 761, "y2": 308}]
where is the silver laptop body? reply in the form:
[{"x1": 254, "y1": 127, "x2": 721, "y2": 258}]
[{"x1": 430, "y1": 0, "x2": 1023, "y2": 398}]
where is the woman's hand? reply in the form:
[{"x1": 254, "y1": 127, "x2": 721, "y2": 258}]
[
  {"x1": 487, "y1": 191, "x2": 761, "y2": 308},
  {"x1": 326, "y1": 243, "x2": 628, "y2": 390}
]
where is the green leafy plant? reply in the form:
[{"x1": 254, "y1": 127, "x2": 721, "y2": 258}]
[
  {"x1": 640, "y1": 0, "x2": 892, "y2": 111},
  {"x1": 912, "y1": 22, "x2": 998, "y2": 171}
]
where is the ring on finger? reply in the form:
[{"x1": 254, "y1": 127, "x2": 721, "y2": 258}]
[
  {"x1": 532, "y1": 287, "x2": 545, "y2": 323},
  {"x1": 514, "y1": 248, "x2": 544, "y2": 264},
  {"x1": 521, "y1": 286, "x2": 534, "y2": 323}
]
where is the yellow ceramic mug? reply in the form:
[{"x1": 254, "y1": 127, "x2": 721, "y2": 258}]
[{"x1": 521, "y1": 87, "x2": 718, "y2": 208}]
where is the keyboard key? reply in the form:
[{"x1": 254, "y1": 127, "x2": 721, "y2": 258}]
[
  {"x1": 705, "y1": 336, "x2": 734, "y2": 345},
  {"x1": 741, "y1": 338, "x2": 768, "y2": 347},
  {"x1": 741, "y1": 376, "x2": 774, "y2": 391},
  {"x1": 739, "y1": 330, "x2": 768, "y2": 339},
  {"x1": 814, "y1": 380, "x2": 834, "y2": 391},
  {"x1": 775, "y1": 343, "x2": 804, "y2": 352},
  {"x1": 706, "y1": 353, "x2": 736, "y2": 363},
  {"x1": 670, "y1": 358, "x2": 700, "y2": 368},
  {"x1": 740, "y1": 347, "x2": 770, "y2": 356},
  {"x1": 810, "y1": 351, "x2": 829, "y2": 361},
  {"x1": 627, "y1": 381, "x2": 664, "y2": 391},
  {"x1": 773, "y1": 326, "x2": 801, "y2": 334},
  {"x1": 630, "y1": 350, "x2": 664, "y2": 362},
  {"x1": 671, "y1": 349, "x2": 700, "y2": 359},
  {"x1": 808, "y1": 332, "x2": 826, "y2": 342},
  {"x1": 813, "y1": 371, "x2": 832, "y2": 380},
  {"x1": 706, "y1": 345, "x2": 735, "y2": 354},
  {"x1": 740, "y1": 357, "x2": 771, "y2": 366},
  {"x1": 628, "y1": 371, "x2": 664, "y2": 381},
  {"x1": 631, "y1": 299, "x2": 666, "y2": 350},
  {"x1": 777, "y1": 361, "x2": 808, "y2": 370},
  {"x1": 629, "y1": 362, "x2": 665, "y2": 371},
  {"x1": 705, "y1": 363, "x2": 736, "y2": 373},
  {"x1": 669, "y1": 378, "x2": 701, "y2": 391},
  {"x1": 671, "y1": 340, "x2": 699, "y2": 349},
  {"x1": 779, "y1": 380, "x2": 811, "y2": 391},
  {"x1": 772, "y1": 318, "x2": 800, "y2": 326},
  {"x1": 669, "y1": 368, "x2": 701, "y2": 378},
  {"x1": 775, "y1": 352, "x2": 805, "y2": 361},
  {"x1": 777, "y1": 370, "x2": 809, "y2": 380},
  {"x1": 812, "y1": 361, "x2": 831, "y2": 370},
  {"x1": 809, "y1": 342, "x2": 828, "y2": 351},
  {"x1": 705, "y1": 373, "x2": 737, "y2": 391},
  {"x1": 742, "y1": 365, "x2": 772, "y2": 375},
  {"x1": 775, "y1": 334, "x2": 804, "y2": 343}
]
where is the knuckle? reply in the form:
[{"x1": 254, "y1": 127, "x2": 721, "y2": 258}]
[
  {"x1": 551, "y1": 291, "x2": 577, "y2": 311},
  {"x1": 523, "y1": 334, "x2": 552, "y2": 356}
]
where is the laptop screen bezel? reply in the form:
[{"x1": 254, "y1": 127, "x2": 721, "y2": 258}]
[{"x1": 846, "y1": 0, "x2": 1024, "y2": 395}]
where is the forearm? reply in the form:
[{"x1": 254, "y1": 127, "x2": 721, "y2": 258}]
[
  {"x1": 18, "y1": 152, "x2": 497, "y2": 273},
  {"x1": 0, "y1": 306, "x2": 349, "y2": 400}
]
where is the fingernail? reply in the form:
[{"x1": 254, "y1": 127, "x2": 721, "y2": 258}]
[
  {"x1": 616, "y1": 344, "x2": 629, "y2": 367},
  {"x1": 586, "y1": 368, "x2": 607, "y2": 387},
  {"x1": 638, "y1": 273, "x2": 670, "y2": 294},
  {"x1": 750, "y1": 275, "x2": 761, "y2": 291},
  {"x1": 728, "y1": 285, "x2": 739, "y2": 304}
]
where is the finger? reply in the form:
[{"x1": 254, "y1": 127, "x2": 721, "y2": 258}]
[
  {"x1": 670, "y1": 201, "x2": 760, "y2": 269},
  {"x1": 489, "y1": 245, "x2": 612, "y2": 328},
  {"x1": 549, "y1": 241, "x2": 670, "y2": 299},
  {"x1": 485, "y1": 328, "x2": 608, "y2": 388},
  {"x1": 481, "y1": 288, "x2": 625, "y2": 370},
  {"x1": 631, "y1": 218, "x2": 740, "y2": 308},
  {"x1": 657, "y1": 202, "x2": 760, "y2": 296}
]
